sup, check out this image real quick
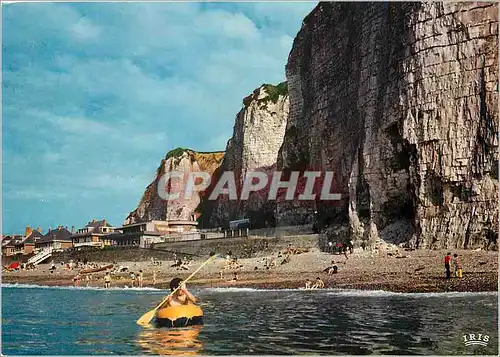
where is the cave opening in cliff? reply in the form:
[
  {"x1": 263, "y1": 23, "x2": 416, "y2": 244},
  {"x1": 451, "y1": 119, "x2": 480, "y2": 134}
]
[{"x1": 425, "y1": 172, "x2": 444, "y2": 207}]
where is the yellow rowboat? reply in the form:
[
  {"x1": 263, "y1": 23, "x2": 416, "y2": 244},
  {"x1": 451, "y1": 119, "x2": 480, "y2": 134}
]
[{"x1": 155, "y1": 304, "x2": 203, "y2": 328}]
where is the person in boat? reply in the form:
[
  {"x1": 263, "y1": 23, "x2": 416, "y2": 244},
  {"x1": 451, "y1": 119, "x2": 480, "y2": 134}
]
[{"x1": 161, "y1": 278, "x2": 197, "y2": 307}]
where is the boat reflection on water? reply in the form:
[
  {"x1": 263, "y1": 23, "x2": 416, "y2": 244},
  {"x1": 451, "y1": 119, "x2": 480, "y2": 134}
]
[{"x1": 136, "y1": 327, "x2": 203, "y2": 356}]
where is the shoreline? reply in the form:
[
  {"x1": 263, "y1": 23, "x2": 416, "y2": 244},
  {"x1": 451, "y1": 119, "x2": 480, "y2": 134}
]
[
  {"x1": 2, "y1": 278, "x2": 497, "y2": 294},
  {"x1": 3, "y1": 248, "x2": 498, "y2": 294},
  {"x1": 2, "y1": 281, "x2": 498, "y2": 296}
]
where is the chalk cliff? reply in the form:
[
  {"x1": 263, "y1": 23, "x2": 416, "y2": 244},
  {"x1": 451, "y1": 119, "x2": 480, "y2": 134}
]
[
  {"x1": 277, "y1": 2, "x2": 498, "y2": 249},
  {"x1": 124, "y1": 149, "x2": 224, "y2": 225},
  {"x1": 126, "y1": 83, "x2": 289, "y2": 228},
  {"x1": 201, "y1": 83, "x2": 290, "y2": 228}
]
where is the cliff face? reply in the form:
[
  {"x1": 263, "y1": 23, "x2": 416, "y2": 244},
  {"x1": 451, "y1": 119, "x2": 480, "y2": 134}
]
[
  {"x1": 278, "y1": 2, "x2": 498, "y2": 249},
  {"x1": 125, "y1": 150, "x2": 224, "y2": 225},
  {"x1": 202, "y1": 84, "x2": 290, "y2": 228}
]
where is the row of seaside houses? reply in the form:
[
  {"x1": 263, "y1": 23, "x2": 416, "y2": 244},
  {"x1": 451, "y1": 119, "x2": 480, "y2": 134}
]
[{"x1": 2, "y1": 218, "x2": 200, "y2": 257}]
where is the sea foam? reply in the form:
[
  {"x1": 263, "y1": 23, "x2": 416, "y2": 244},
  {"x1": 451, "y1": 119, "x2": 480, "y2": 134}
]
[
  {"x1": 2, "y1": 283, "x2": 497, "y2": 298},
  {"x1": 203, "y1": 286, "x2": 498, "y2": 298}
]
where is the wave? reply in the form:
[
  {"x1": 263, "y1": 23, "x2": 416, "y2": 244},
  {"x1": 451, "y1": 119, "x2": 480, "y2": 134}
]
[
  {"x1": 2, "y1": 283, "x2": 167, "y2": 292},
  {"x1": 203, "y1": 287, "x2": 498, "y2": 298},
  {"x1": 327, "y1": 289, "x2": 498, "y2": 298},
  {"x1": 3, "y1": 284, "x2": 497, "y2": 298}
]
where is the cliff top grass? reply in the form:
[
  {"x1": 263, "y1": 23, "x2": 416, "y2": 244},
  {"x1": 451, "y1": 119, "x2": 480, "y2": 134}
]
[
  {"x1": 165, "y1": 147, "x2": 188, "y2": 160},
  {"x1": 165, "y1": 147, "x2": 225, "y2": 160},
  {"x1": 262, "y1": 82, "x2": 288, "y2": 103},
  {"x1": 243, "y1": 81, "x2": 288, "y2": 107}
]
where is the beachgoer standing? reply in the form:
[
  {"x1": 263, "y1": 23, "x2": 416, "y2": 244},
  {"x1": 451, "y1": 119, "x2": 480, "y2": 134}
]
[
  {"x1": 73, "y1": 274, "x2": 81, "y2": 287},
  {"x1": 152, "y1": 271, "x2": 157, "y2": 285},
  {"x1": 444, "y1": 252, "x2": 452, "y2": 279},
  {"x1": 130, "y1": 272, "x2": 136, "y2": 287},
  {"x1": 138, "y1": 270, "x2": 144, "y2": 288},
  {"x1": 337, "y1": 242, "x2": 343, "y2": 255},
  {"x1": 104, "y1": 272, "x2": 111, "y2": 288},
  {"x1": 453, "y1": 253, "x2": 463, "y2": 278}
]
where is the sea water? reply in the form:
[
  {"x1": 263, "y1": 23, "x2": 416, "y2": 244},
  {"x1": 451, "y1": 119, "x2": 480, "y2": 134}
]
[{"x1": 1, "y1": 284, "x2": 498, "y2": 355}]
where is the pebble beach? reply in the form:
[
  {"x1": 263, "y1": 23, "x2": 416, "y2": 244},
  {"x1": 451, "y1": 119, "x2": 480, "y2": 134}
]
[{"x1": 3, "y1": 248, "x2": 497, "y2": 293}]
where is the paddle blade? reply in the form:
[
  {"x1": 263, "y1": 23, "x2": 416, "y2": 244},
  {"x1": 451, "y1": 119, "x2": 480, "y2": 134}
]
[{"x1": 136, "y1": 309, "x2": 156, "y2": 327}]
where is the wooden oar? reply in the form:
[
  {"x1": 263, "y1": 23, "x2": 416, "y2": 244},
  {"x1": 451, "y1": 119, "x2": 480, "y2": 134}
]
[{"x1": 136, "y1": 253, "x2": 217, "y2": 327}]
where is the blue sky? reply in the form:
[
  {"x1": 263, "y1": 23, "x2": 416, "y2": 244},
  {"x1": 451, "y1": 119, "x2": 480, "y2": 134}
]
[{"x1": 2, "y1": 2, "x2": 317, "y2": 234}]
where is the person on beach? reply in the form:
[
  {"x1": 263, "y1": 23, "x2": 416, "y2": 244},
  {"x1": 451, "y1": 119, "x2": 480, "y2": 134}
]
[
  {"x1": 104, "y1": 272, "x2": 111, "y2": 288},
  {"x1": 305, "y1": 279, "x2": 312, "y2": 289},
  {"x1": 130, "y1": 272, "x2": 136, "y2": 287},
  {"x1": 50, "y1": 261, "x2": 56, "y2": 273},
  {"x1": 269, "y1": 257, "x2": 277, "y2": 268},
  {"x1": 336, "y1": 242, "x2": 343, "y2": 255},
  {"x1": 161, "y1": 278, "x2": 197, "y2": 308},
  {"x1": 323, "y1": 261, "x2": 338, "y2": 275},
  {"x1": 444, "y1": 252, "x2": 452, "y2": 279},
  {"x1": 312, "y1": 277, "x2": 325, "y2": 289},
  {"x1": 73, "y1": 274, "x2": 81, "y2": 287},
  {"x1": 453, "y1": 254, "x2": 463, "y2": 278},
  {"x1": 171, "y1": 258, "x2": 182, "y2": 269},
  {"x1": 152, "y1": 271, "x2": 157, "y2": 285},
  {"x1": 138, "y1": 270, "x2": 144, "y2": 288}
]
